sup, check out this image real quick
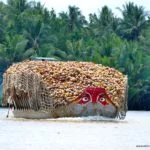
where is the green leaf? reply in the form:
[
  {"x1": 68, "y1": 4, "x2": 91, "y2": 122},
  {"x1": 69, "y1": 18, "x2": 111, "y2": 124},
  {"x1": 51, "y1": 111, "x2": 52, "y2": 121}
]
[
  {"x1": 22, "y1": 48, "x2": 35, "y2": 59},
  {"x1": 15, "y1": 39, "x2": 28, "y2": 53}
]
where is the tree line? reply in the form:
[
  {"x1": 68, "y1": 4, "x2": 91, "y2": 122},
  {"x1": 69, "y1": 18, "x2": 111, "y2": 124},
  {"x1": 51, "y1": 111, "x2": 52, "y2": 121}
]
[{"x1": 0, "y1": 0, "x2": 150, "y2": 110}]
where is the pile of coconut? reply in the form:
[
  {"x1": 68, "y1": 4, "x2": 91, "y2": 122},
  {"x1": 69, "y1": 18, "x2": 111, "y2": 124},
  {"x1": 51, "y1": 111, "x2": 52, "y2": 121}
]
[{"x1": 3, "y1": 61, "x2": 127, "y2": 111}]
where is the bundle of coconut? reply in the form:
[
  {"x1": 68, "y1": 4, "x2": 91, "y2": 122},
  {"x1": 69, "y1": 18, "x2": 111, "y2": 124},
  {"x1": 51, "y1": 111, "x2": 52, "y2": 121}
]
[{"x1": 3, "y1": 61, "x2": 128, "y2": 118}]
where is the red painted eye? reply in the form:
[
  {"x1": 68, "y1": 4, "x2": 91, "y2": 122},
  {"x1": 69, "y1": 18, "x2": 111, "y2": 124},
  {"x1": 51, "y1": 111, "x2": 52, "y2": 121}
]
[
  {"x1": 78, "y1": 93, "x2": 91, "y2": 104},
  {"x1": 99, "y1": 97, "x2": 105, "y2": 102},
  {"x1": 82, "y1": 97, "x2": 89, "y2": 102},
  {"x1": 98, "y1": 94, "x2": 109, "y2": 106}
]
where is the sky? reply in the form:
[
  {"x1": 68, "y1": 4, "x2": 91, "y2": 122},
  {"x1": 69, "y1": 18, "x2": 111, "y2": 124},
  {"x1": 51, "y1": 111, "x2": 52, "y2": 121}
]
[{"x1": 1, "y1": 0, "x2": 150, "y2": 18}]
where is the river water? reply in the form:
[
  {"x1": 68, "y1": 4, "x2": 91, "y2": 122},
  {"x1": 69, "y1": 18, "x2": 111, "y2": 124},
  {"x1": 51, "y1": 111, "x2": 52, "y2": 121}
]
[{"x1": 0, "y1": 108, "x2": 150, "y2": 150}]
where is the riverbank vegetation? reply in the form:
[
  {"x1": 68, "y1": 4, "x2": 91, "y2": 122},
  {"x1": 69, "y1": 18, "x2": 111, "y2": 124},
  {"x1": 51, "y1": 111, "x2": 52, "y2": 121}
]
[{"x1": 0, "y1": 0, "x2": 150, "y2": 109}]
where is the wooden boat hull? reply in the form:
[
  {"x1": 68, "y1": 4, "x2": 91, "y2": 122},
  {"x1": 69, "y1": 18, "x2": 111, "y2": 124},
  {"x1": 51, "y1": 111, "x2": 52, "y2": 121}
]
[{"x1": 13, "y1": 103, "x2": 117, "y2": 119}]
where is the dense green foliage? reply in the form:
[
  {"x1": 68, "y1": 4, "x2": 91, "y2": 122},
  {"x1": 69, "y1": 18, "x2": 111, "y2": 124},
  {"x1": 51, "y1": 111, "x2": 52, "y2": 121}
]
[{"x1": 0, "y1": 0, "x2": 150, "y2": 109}]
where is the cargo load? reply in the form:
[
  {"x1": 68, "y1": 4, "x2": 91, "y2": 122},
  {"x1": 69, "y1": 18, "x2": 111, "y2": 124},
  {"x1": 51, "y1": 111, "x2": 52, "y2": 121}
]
[{"x1": 3, "y1": 61, "x2": 128, "y2": 119}]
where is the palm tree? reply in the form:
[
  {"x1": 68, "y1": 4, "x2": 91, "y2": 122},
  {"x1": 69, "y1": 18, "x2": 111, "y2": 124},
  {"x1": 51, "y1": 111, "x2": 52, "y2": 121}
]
[
  {"x1": 68, "y1": 6, "x2": 87, "y2": 32},
  {"x1": 99, "y1": 6, "x2": 114, "y2": 27},
  {"x1": 47, "y1": 39, "x2": 86, "y2": 60},
  {"x1": 7, "y1": 0, "x2": 29, "y2": 12},
  {"x1": 0, "y1": 34, "x2": 35, "y2": 81},
  {"x1": 89, "y1": 6, "x2": 118, "y2": 37},
  {"x1": 1, "y1": 0, "x2": 32, "y2": 34},
  {"x1": 117, "y1": 2, "x2": 147, "y2": 40},
  {"x1": 0, "y1": 34, "x2": 34, "y2": 65},
  {"x1": 31, "y1": 1, "x2": 51, "y2": 24},
  {"x1": 111, "y1": 40, "x2": 149, "y2": 109}
]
